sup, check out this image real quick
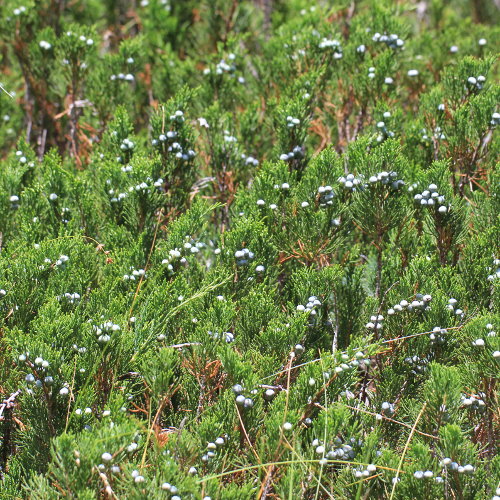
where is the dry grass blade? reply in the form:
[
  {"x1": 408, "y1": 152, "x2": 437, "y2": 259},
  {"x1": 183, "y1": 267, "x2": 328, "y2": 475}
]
[
  {"x1": 0, "y1": 83, "x2": 14, "y2": 98},
  {"x1": 389, "y1": 402, "x2": 428, "y2": 500}
]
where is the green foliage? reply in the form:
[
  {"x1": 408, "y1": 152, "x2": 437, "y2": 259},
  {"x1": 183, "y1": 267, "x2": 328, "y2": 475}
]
[{"x1": 0, "y1": 1, "x2": 499, "y2": 499}]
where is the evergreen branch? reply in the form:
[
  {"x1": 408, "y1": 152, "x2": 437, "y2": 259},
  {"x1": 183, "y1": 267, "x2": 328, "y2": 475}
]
[{"x1": 129, "y1": 274, "x2": 232, "y2": 363}]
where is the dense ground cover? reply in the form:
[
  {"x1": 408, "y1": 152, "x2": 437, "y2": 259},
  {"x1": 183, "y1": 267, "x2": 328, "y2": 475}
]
[{"x1": 0, "y1": 0, "x2": 499, "y2": 498}]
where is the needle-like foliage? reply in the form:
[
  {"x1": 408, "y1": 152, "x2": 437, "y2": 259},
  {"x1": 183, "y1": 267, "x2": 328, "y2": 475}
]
[{"x1": 0, "y1": 1, "x2": 499, "y2": 499}]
